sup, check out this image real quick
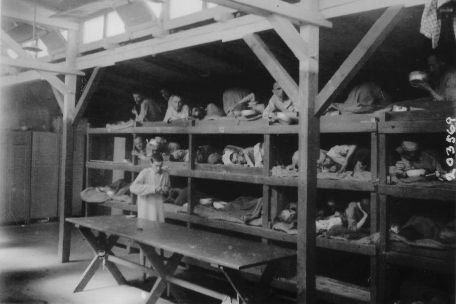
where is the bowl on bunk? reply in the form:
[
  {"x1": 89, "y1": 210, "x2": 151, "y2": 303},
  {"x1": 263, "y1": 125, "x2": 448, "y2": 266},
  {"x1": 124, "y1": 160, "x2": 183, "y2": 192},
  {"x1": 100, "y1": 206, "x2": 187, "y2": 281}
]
[
  {"x1": 409, "y1": 71, "x2": 428, "y2": 88},
  {"x1": 213, "y1": 201, "x2": 228, "y2": 210},
  {"x1": 405, "y1": 169, "x2": 426, "y2": 177},
  {"x1": 199, "y1": 198, "x2": 214, "y2": 206}
]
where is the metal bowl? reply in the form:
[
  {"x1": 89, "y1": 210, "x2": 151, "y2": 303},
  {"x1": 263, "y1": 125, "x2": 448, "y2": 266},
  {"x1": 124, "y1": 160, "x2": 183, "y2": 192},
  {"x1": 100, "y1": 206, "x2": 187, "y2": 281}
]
[{"x1": 409, "y1": 71, "x2": 428, "y2": 87}]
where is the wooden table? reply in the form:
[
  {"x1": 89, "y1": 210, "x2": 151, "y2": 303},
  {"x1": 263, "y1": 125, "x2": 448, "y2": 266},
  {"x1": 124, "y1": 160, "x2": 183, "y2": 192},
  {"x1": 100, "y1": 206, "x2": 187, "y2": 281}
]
[{"x1": 67, "y1": 215, "x2": 296, "y2": 304}]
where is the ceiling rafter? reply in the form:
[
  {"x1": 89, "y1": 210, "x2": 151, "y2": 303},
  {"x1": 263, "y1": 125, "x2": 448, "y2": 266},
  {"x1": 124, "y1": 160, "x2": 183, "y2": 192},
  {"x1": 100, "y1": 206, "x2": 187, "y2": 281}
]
[
  {"x1": 207, "y1": 0, "x2": 332, "y2": 27},
  {"x1": 2, "y1": 0, "x2": 80, "y2": 30}
]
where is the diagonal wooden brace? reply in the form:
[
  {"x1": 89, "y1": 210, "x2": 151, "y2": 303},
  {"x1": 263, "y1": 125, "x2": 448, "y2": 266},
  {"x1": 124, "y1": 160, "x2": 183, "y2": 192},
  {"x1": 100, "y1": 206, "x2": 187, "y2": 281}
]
[
  {"x1": 138, "y1": 243, "x2": 183, "y2": 304},
  {"x1": 74, "y1": 228, "x2": 126, "y2": 292}
]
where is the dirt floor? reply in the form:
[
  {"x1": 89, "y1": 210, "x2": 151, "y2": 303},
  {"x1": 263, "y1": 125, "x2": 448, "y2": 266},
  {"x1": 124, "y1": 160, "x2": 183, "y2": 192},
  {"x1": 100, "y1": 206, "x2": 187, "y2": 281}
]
[{"x1": 0, "y1": 221, "x2": 294, "y2": 304}]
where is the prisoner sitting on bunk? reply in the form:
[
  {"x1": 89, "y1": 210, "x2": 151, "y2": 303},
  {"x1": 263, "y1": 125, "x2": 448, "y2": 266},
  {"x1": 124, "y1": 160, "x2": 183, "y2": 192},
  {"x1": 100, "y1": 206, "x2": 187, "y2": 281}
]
[
  {"x1": 132, "y1": 91, "x2": 164, "y2": 123},
  {"x1": 389, "y1": 140, "x2": 445, "y2": 181},
  {"x1": 414, "y1": 52, "x2": 456, "y2": 103},
  {"x1": 132, "y1": 136, "x2": 150, "y2": 165},
  {"x1": 163, "y1": 95, "x2": 190, "y2": 123},
  {"x1": 222, "y1": 143, "x2": 264, "y2": 167},
  {"x1": 263, "y1": 82, "x2": 299, "y2": 124}
]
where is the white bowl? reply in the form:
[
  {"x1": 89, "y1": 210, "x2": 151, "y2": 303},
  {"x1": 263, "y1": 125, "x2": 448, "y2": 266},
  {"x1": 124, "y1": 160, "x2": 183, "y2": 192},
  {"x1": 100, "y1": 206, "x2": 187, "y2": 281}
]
[
  {"x1": 406, "y1": 169, "x2": 426, "y2": 177},
  {"x1": 199, "y1": 198, "x2": 214, "y2": 206},
  {"x1": 241, "y1": 109, "x2": 257, "y2": 117}
]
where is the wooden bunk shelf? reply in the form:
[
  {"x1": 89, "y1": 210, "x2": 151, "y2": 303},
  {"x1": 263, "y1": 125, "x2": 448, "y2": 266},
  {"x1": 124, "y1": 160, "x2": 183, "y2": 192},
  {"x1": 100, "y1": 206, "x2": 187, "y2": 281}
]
[
  {"x1": 379, "y1": 183, "x2": 456, "y2": 201},
  {"x1": 378, "y1": 110, "x2": 450, "y2": 134},
  {"x1": 386, "y1": 242, "x2": 455, "y2": 273},
  {"x1": 86, "y1": 160, "x2": 142, "y2": 172},
  {"x1": 320, "y1": 114, "x2": 377, "y2": 133},
  {"x1": 88, "y1": 127, "x2": 135, "y2": 134},
  {"x1": 86, "y1": 160, "x2": 190, "y2": 176},
  {"x1": 268, "y1": 176, "x2": 375, "y2": 190},
  {"x1": 103, "y1": 200, "x2": 137, "y2": 212},
  {"x1": 270, "y1": 276, "x2": 370, "y2": 304},
  {"x1": 190, "y1": 169, "x2": 267, "y2": 184},
  {"x1": 194, "y1": 163, "x2": 263, "y2": 175},
  {"x1": 316, "y1": 237, "x2": 376, "y2": 256},
  {"x1": 317, "y1": 179, "x2": 376, "y2": 192},
  {"x1": 165, "y1": 211, "x2": 297, "y2": 243}
]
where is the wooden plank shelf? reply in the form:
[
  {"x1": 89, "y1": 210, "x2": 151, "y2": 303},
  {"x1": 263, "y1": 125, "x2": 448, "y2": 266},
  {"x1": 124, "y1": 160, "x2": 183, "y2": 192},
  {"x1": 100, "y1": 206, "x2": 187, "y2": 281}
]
[
  {"x1": 379, "y1": 184, "x2": 456, "y2": 202},
  {"x1": 385, "y1": 250, "x2": 454, "y2": 273},
  {"x1": 320, "y1": 114, "x2": 377, "y2": 133},
  {"x1": 103, "y1": 200, "x2": 137, "y2": 212},
  {"x1": 317, "y1": 179, "x2": 376, "y2": 192},
  {"x1": 378, "y1": 110, "x2": 450, "y2": 134},
  {"x1": 269, "y1": 276, "x2": 370, "y2": 304},
  {"x1": 86, "y1": 161, "x2": 190, "y2": 176},
  {"x1": 378, "y1": 120, "x2": 448, "y2": 134},
  {"x1": 166, "y1": 211, "x2": 297, "y2": 243},
  {"x1": 87, "y1": 114, "x2": 377, "y2": 135},
  {"x1": 317, "y1": 237, "x2": 376, "y2": 256}
]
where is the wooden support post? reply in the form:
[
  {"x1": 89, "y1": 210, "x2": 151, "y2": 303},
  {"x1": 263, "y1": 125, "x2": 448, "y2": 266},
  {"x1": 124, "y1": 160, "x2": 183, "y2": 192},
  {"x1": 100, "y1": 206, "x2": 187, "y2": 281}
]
[
  {"x1": 297, "y1": 0, "x2": 319, "y2": 302},
  {"x1": 378, "y1": 193, "x2": 389, "y2": 303},
  {"x1": 243, "y1": 33, "x2": 299, "y2": 103},
  {"x1": 58, "y1": 29, "x2": 78, "y2": 263},
  {"x1": 314, "y1": 5, "x2": 403, "y2": 116},
  {"x1": 187, "y1": 134, "x2": 194, "y2": 227},
  {"x1": 51, "y1": 86, "x2": 64, "y2": 114},
  {"x1": 73, "y1": 67, "x2": 105, "y2": 125},
  {"x1": 262, "y1": 134, "x2": 272, "y2": 239}
]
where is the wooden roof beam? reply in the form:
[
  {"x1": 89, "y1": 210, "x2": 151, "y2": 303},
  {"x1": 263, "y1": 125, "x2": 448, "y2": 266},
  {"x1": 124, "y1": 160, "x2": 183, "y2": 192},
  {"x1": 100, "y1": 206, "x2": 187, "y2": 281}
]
[
  {"x1": 243, "y1": 33, "x2": 298, "y2": 103},
  {"x1": 1, "y1": 57, "x2": 85, "y2": 76},
  {"x1": 73, "y1": 67, "x2": 105, "y2": 124},
  {"x1": 2, "y1": 0, "x2": 80, "y2": 30},
  {"x1": 207, "y1": 0, "x2": 332, "y2": 28},
  {"x1": 315, "y1": 5, "x2": 404, "y2": 116},
  {"x1": 1, "y1": 30, "x2": 70, "y2": 95},
  {"x1": 75, "y1": 14, "x2": 272, "y2": 70},
  {"x1": 0, "y1": 70, "x2": 43, "y2": 87}
]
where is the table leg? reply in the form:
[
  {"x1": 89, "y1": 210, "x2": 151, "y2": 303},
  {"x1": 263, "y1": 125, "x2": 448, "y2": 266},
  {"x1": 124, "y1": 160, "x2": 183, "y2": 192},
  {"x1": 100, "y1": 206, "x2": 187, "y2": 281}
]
[
  {"x1": 74, "y1": 227, "x2": 126, "y2": 292},
  {"x1": 138, "y1": 243, "x2": 183, "y2": 304}
]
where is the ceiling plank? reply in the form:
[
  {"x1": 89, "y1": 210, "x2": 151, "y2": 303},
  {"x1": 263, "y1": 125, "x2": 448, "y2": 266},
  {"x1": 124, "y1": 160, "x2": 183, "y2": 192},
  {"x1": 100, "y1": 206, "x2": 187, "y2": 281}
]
[
  {"x1": 2, "y1": 0, "x2": 80, "y2": 30},
  {"x1": 76, "y1": 14, "x2": 272, "y2": 70},
  {"x1": 315, "y1": 5, "x2": 404, "y2": 116},
  {"x1": 1, "y1": 56, "x2": 85, "y2": 76},
  {"x1": 243, "y1": 33, "x2": 298, "y2": 103},
  {"x1": 0, "y1": 70, "x2": 43, "y2": 87},
  {"x1": 207, "y1": 0, "x2": 331, "y2": 28},
  {"x1": 268, "y1": 15, "x2": 309, "y2": 61}
]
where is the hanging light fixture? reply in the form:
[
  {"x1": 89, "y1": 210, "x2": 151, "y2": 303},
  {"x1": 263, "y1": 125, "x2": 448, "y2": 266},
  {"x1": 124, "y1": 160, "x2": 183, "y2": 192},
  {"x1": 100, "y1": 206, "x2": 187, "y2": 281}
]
[{"x1": 22, "y1": 0, "x2": 43, "y2": 53}]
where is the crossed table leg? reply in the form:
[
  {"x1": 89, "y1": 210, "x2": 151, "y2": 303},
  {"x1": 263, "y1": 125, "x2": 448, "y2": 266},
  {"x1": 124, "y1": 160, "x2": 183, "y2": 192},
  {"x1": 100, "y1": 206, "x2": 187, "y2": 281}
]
[{"x1": 74, "y1": 226, "x2": 184, "y2": 304}]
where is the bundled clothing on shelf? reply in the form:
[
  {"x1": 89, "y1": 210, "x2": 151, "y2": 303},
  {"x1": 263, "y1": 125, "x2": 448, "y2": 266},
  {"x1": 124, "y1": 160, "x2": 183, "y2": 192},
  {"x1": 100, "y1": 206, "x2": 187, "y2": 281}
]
[
  {"x1": 80, "y1": 178, "x2": 132, "y2": 204},
  {"x1": 188, "y1": 195, "x2": 263, "y2": 226}
]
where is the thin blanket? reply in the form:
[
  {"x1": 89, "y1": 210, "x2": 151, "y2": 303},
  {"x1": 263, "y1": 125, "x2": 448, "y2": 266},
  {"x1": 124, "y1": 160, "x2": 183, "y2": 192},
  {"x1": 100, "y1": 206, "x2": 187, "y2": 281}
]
[{"x1": 191, "y1": 196, "x2": 263, "y2": 226}]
